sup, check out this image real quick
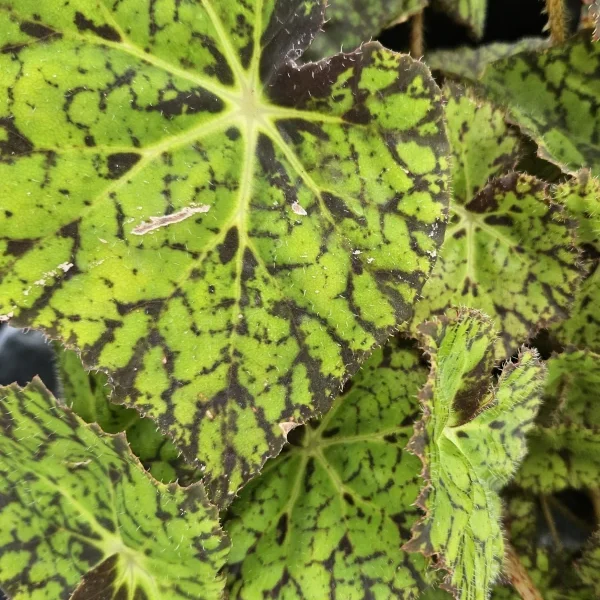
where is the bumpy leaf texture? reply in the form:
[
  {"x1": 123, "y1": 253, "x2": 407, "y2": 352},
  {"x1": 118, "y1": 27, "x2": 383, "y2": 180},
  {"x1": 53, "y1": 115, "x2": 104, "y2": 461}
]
[
  {"x1": 0, "y1": 0, "x2": 450, "y2": 504},
  {"x1": 432, "y1": 0, "x2": 487, "y2": 39},
  {"x1": 0, "y1": 380, "x2": 229, "y2": 599},
  {"x1": 225, "y1": 338, "x2": 437, "y2": 599},
  {"x1": 305, "y1": 0, "x2": 427, "y2": 60},
  {"x1": 480, "y1": 31, "x2": 600, "y2": 176},
  {"x1": 57, "y1": 347, "x2": 201, "y2": 484},
  {"x1": 516, "y1": 349, "x2": 600, "y2": 492},
  {"x1": 426, "y1": 39, "x2": 548, "y2": 80},
  {"x1": 409, "y1": 84, "x2": 581, "y2": 357},
  {"x1": 552, "y1": 173, "x2": 600, "y2": 352},
  {"x1": 405, "y1": 311, "x2": 544, "y2": 600}
]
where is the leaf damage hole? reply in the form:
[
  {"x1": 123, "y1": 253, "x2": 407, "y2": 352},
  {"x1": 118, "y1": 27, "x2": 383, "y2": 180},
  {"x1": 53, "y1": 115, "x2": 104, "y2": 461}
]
[{"x1": 132, "y1": 205, "x2": 211, "y2": 235}]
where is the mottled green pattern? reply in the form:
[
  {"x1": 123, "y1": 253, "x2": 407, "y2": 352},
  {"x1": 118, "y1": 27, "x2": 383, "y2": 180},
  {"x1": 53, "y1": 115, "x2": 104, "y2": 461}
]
[
  {"x1": 411, "y1": 175, "x2": 580, "y2": 357},
  {"x1": 432, "y1": 0, "x2": 487, "y2": 38},
  {"x1": 57, "y1": 348, "x2": 199, "y2": 484},
  {"x1": 225, "y1": 339, "x2": 435, "y2": 599},
  {"x1": 405, "y1": 311, "x2": 544, "y2": 600},
  {"x1": 553, "y1": 174, "x2": 600, "y2": 352},
  {"x1": 0, "y1": 0, "x2": 450, "y2": 504},
  {"x1": 306, "y1": 0, "x2": 426, "y2": 60},
  {"x1": 426, "y1": 38, "x2": 548, "y2": 80},
  {"x1": 481, "y1": 31, "x2": 600, "y2": 175},
  {"x1": 0, "y1": 380, "x2": 228, "y2": 599},
  {"x1": 409, "y1": 87, "x2": 581, "y2": 356},
  {"x1": 443, "y1": 83, "x2": 521, "y2": 203},
  {"x1": 516, "y1": 350, "x2": 600, "y2": 492}
]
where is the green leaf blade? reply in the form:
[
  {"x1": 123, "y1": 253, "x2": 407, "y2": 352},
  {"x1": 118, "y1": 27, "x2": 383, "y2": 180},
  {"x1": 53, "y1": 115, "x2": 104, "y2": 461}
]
[
  {"x1": 0, "y1": 380, "x2": 229, "y2": 599},
  {"x1": 0, "y1": 0, "x2": 450, "y2": 504},
  {"x1": 225, "y1": 339, "x2": 435, "y2": 599}
]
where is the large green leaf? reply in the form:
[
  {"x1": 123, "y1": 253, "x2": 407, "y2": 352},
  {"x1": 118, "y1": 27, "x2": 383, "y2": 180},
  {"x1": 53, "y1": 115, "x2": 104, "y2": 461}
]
[
  {"x1": 225, "y1": 338, "x2": 437, "y2": 599},
  {"x1": 432, "y1": 0, "x2": 487, "y2": 39},
  {"x1": 480, "y1": 31, "x2": 600, "y2": 176},
  {"x1": 516, "y1": 350, "x2": 600, "y2": 493},
  {"x1": 409, "y1": 91, "x2": 580, "y2": 356},
  {"x1": 0, "y1": 0, "x2": 450, "y2": 504},
  {"x1": 306, "y1": 0, "x2": 427, "y2": 60},
  {"x1": 57, "y1": 347, "x2": 201, "y2": 484},
  {"x1": 0, "y1": 380, "x2": 229, "y2": 599},
  {"x1": 426, "y1": 39, "x2": 548, "y2": 80},
  {"x1": 405, "y1": 311, "x2": 544, "y2": 600}
]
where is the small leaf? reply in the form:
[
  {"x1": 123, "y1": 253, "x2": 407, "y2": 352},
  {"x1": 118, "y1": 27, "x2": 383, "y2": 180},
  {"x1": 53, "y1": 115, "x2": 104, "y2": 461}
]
[
  {"x1": 409, "y1": 86, "x2": 581, "y2": 356},
  {"x1": 516, "y1": 350, "x2": 600, "y2": 493},
  {"x1": 306, "y1": 0, "x2": 427, "y2": 60},
  {"x1": 405, "y1": 310, "x2": 545, "y2": 600},
  {"x1": 431, "y1": 0, "x2": 488, "y2": 39},
  {"x1": 411, "y1": 172, "x2": 581, "y2": 357},
  {"x1": 225, "y1": 338, "x2": 436, "y2": 598},
  {"x1": 0, "y1": 0, "x2": 450, "y2": 504},
  {"x1": 0, "y1": 380, "x2": 229, "y2": 599},
  {"x1": 480, "y1": 31, "x2": 600, "y2": 175},
  {"x1": 426, "y1": 38, "x2": 548, "y2": 80}
]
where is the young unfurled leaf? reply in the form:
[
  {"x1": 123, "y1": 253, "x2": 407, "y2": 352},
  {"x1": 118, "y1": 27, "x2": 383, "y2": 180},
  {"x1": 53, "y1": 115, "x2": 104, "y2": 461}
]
[
  {"x1": 516, "y1": 350, "x2": 600, "y2": 493},
  {"x1": 405, "y1": 311, "x2": 545, "y2": 600},
  {"x1": 225, "y1": 339, "x2": 437, "y2": 599},
  {"x1": 57, "y1": 347, "x2": 200, "y2": 484},
  {"x1": 432, "y1": 0, "x2": 488, "y2": 39},
  {"x1": 0, "y1": 380, "x2": 229, "y2": 599},
  {"x1": 0, "y1": 0, "x2": 450, "y2": 504},
  {"x1": 492, "y1": 492, "x2": 597, "y2": 600},
  {"x1": 426, "y1": 39, "x2": 548, "y2": 80},
  {"x1": 306, "y1": 0, "x2": 427, "y2": 60},
  {"x1": 410, "y1": 136, "x2": 580, "y2": 356},
  {"x1": 480, "y1": 31, "x2": 600, "y2": 176}
]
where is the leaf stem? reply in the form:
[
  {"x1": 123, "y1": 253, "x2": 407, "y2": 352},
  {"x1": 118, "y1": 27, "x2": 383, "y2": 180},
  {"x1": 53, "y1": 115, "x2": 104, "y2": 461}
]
[
  {"x1": 410, "y1": 11, "x2": 424, "y2": 58},
  {"x1": 540, "y1": 493, "x2": 563, "y2": 551},
  {"x1": 545, "y1": 0, "x2": 566, "y2": 43},
  {"x1": 504, "y1": 543, "x2": 544, "y2": 600}
]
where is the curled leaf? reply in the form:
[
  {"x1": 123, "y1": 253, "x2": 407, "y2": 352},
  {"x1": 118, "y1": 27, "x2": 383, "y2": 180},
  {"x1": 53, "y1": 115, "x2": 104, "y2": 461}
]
[{"x1": 405, "y1": 310, "x2": 545, "y2": 600}]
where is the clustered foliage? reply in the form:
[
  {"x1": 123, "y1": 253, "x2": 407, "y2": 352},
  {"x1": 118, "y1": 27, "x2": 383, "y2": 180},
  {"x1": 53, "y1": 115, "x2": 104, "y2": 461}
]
[{"x1": 0, "y1": 1, "x2": 598, "y2": 599}]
